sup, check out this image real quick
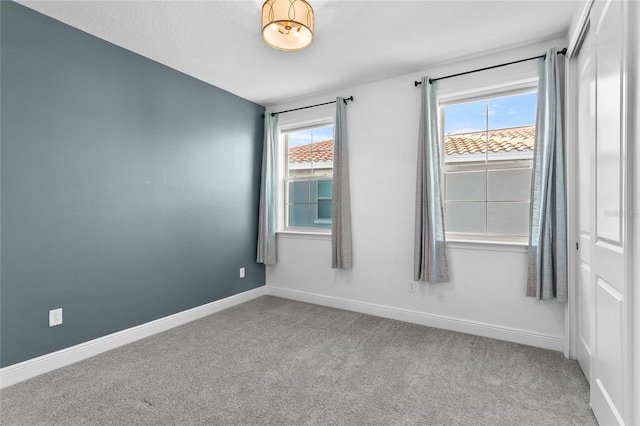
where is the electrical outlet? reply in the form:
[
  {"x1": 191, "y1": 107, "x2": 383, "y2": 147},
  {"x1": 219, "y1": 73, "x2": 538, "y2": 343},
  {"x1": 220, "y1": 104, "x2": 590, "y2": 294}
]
[
  {"x1": 49, "y1": 308, "x2": 63, "y2": 327},
  {"x1": 239, "y1": 267, "x2": 245, "y2": 278},
  {"x1": 408, "y1": 281, "x2": 416, "y2": 293}
]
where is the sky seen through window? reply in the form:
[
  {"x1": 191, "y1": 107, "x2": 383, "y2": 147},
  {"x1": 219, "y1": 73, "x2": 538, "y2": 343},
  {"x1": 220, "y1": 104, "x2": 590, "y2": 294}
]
[
  {"x1": 444, "y1": 92, "x2": 537, "y2": 134},
  {"x1": 287, "y1": 125, "x2": 333, "y2": 148}
]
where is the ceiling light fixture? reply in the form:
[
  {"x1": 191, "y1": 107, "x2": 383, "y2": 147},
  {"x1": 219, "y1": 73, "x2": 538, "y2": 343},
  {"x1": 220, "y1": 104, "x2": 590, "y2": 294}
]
[{"x1": 261, "y1": 0, "x2": 314, "y2": 51}]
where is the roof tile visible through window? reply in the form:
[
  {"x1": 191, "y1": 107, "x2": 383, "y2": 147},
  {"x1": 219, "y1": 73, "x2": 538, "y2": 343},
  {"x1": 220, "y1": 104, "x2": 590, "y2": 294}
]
[
  {"x1": 445, "y1": 126, "x2": 535, "y2": 156},
  {"x1": 287, "y1": 126, "x2": 535, "y2": 163},
  {"x1": 289, "y1": 140, "x2": 333, "y2": 164}
]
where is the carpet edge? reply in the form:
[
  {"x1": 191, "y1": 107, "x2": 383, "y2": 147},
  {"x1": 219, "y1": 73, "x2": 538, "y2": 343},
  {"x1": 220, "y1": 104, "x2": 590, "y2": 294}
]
[{"x1": 266, "y1": 285, "x2": 564, "y2": 352}]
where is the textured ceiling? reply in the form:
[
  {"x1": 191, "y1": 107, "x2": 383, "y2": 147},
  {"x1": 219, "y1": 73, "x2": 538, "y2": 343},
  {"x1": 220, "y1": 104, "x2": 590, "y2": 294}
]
[{"x1": 17, "y1": 0, "x2": 583, "y2": 106}]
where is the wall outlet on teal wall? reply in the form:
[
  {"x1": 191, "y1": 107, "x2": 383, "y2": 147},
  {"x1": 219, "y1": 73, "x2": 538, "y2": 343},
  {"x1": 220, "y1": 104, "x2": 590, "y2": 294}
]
[{"x1": 49, "y1": 309, "x2": 63, "y2": 327}]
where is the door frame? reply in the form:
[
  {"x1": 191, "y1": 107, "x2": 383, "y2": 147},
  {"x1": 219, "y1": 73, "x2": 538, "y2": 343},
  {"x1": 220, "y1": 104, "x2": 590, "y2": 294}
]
[{"x1": 565, "y1": 0, "x2": 594, "y2": 362}]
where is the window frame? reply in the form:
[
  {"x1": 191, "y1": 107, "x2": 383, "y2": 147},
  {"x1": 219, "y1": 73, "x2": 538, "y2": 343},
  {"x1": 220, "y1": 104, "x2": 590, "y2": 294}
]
[
  {"x1": 279, "y1": 118, "x2": 334, "y2": 234},
  {"x1": 439, "y1": 82, "x2": 538, "y2": 244}
]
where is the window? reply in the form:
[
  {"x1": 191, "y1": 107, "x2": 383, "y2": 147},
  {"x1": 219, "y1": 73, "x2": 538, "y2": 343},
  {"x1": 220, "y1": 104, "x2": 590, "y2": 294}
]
[
  {"x1": 283, "y1": 123, "x2": 334, "y2": 231},
  {"x1": 442, "y1": 89, "x2": 537, "y2": 242}
]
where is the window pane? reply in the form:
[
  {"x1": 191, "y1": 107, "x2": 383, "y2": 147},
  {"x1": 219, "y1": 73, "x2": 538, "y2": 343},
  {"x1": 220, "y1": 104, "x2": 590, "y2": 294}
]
[
  {"x1": 444, "y1": 100, "x2": 487, "y2": 134},
  {"x1": 312, "y1": 219, "x2": 331, "y2": 229},
  {"x1": 441, "y1": 88, "x2": 536, "y2": 239},
  {"x1": 445, "y1": 201, "x2": 486, "y2": 234},
  {"x1": 445, "y1": 170, "x2": 486, "y2": 201},
  {"x1": 288, "y1": 204, "x2": 312, "y2": 228},
  {"x1": 317, "y1": 200, "x2": 332, "y2": 221},
  {"x1": 289, "y1": 181, "x2": 310, "y2": 203},
  {"x1": 317, "y1": 180, "x2": 332, "y2": 198},
  {"x1": 487, "y1": 92, "x2": 536, "y2": 162},
  {"x1": 287, "y1": 125, "x2": 333, "y2": 177},
  {"x1": 285, "y1": 124, "x2": 334, "y2": 231},
  {"x1": 487, "y1": 92, "x2": 537, "y2": 130},
  {"x1": 487, "y1": 202, "x2": 530, "y2": 236},
  {"x1": 444, "y1": 100, "x2": 487, "y2": 164},
  {"x1": 487, "y1": 169, "x2": 532, "y2": 201},
  {"x1": 287, "y1": 178, "x2": 333, "y2": 229}
]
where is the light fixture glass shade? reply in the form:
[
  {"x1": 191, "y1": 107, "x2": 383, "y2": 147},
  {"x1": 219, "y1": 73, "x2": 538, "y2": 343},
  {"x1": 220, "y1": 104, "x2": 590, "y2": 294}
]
[{"x1": 262, "y1": 0, "x2": 314, "y2": 51}]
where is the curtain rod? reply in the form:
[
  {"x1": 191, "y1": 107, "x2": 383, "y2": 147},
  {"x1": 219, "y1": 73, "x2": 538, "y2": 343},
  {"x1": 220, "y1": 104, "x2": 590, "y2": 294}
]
[
  {"x1": 268, "y1": 96, "x2": 354, "y2": 117},
  {"x1": 414, "y1": 48, "x2": 567, "y2": 87}
]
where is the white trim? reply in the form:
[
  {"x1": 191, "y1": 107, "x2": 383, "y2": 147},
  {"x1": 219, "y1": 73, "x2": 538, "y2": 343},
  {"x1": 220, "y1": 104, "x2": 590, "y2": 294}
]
[
  {"x1": 444, "y1": 151, "x2": 533, "y2": 163},
  {"x1": 438, "y1": 80, "x2": 538, "y2": 107},
  {"x1": 276, "y1": 232, "x2": 524, "y2": 248},
  {"x1": 288, "y1": 161, "x2": 332, "y2": 171},
  {"x1": 565, "y1": 0, "x2": 594, "y2": 364},
  {"x1": 621, "y1": 1, "x2": 636, "y2": 421},
  {"x1": 265, "y1": 286, "x2": 564, "y2": 352},
  {"x1": 567, "y1": 0, "x2": 595, "y2": 58},
  {"x1": 565, "y1": 8, "x2": 590, "y2": 362},
  {"x1": 566, "y1": 0, "x2": 600, "y2": 365},
  {"x1": 0, "y1": 287, "x2": 266, "y2": 389},
  {"x1": 277, "y1": 231, "x2": 331, "y2": 240},
  {"x1": 278, "y1": 117, "x2": 333, "y2": 133},
  {"x1": 446, "y1": 239, "x2": 527, "y2": 253}
]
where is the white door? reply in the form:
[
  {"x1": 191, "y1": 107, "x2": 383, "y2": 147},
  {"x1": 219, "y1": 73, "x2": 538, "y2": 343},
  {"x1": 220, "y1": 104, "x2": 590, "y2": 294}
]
[
  {"x1": 589, "y1": 0, "x2": 633, "y2": 424},
  {"x1": 574, "y1": 21, "x2": 594, "y2": 384}
]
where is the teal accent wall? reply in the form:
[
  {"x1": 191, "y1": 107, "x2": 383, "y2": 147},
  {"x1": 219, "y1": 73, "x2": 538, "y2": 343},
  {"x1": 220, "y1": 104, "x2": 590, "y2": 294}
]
[{"x1": 0, "y1": 2, "x2": 265, "y2": 367}]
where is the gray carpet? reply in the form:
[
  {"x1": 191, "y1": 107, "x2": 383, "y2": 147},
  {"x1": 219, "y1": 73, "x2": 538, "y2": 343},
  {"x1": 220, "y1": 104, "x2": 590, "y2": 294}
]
[{"x1": 1, "y1": 296, "x2": 596, "y2": 425}]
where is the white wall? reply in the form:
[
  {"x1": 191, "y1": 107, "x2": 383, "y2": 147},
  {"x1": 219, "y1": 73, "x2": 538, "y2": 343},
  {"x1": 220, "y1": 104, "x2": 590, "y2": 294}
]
[{"x1": 266, "y1": 38, "x2": 568, "y2": 351}]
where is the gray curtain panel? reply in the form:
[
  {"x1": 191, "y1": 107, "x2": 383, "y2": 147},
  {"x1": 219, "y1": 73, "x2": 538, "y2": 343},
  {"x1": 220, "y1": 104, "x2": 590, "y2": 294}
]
[
  {"x1": 331, "y1": 97, "x2": 352, "y2": 269},
  {"x1": 257, "y1": 112, "x2": 278, "y2": 265},
  {"x1": 526, "y1": 48, "x2": 567, "y2": 301},
  {"x1": 414, "y1": 77, "x2": 449, "y2": 283}
]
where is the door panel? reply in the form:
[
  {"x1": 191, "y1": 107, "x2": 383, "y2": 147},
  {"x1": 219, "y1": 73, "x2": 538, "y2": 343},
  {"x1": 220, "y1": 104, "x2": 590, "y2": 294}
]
[
  {"x1": 594, "y1": 0, "x2": 623, "y2": 244},
  {"x1": 595, "y1": 278, "x2": 624, "y2": 405},
  {"x1": 577, "y1": 261, "x2": 591, "y2": 375},
  {"x1": 593, "y1": 277, "x2": 625, "y2": 425},
  {"x1": 589, "y1": 0, "x2": 630, "y2": 424}
]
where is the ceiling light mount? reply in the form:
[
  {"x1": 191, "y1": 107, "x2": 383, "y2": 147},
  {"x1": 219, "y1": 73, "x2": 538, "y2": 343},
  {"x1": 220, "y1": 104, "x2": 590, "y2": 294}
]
[{"x1": 262, "y1": 0, "x2": 314, "y2": 51}]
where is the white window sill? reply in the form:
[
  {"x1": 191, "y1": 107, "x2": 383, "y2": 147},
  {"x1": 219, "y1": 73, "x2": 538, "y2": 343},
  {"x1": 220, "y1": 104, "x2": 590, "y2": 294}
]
[
  {"x1": 277, "y1": 231, "x2": 331, "y2": 241},
  {"x1": 275, "y1": 234, "x2": 525, "y2": 251},
  {"x1": 446, "y1": 238, "x2": 528, "y2": 253}
]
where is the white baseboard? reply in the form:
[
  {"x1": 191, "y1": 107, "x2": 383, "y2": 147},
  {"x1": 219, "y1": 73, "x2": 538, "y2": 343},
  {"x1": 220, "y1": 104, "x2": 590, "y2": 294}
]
[
  {"x1": 1, "y1": 285, "x2": 563, "y2": 389},
  {"x1": 265, "y1": 286, "x2": 564, "y2": 352},
  {"x1": 0, "y1": 286, "x2": 266, "y2": 389}
]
